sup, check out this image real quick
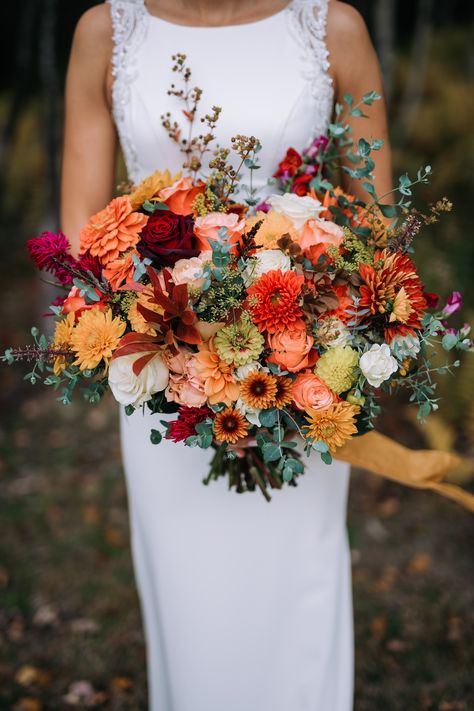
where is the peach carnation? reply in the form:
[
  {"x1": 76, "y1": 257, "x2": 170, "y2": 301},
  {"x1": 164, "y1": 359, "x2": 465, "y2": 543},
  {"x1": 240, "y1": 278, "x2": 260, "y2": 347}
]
[
  {"x1": 193, "y1": 337, "x2": 240, "y2": 406},
  {"x1": 267, "y1": 327, "x2": 315, "y2": 373},
  {"x1": 292, "y1": 373, "x2": 337, "y2": 411},
  {"x1": 194, "y1": 212, "x2": 245, "y2": 251},
  {"x1": 79, "y1": 196, "x2": 148, "y2": 266},
  {"x1": 159, "y1": 176, "x2": 205, "y2": 215},
  {"x1": 163, "y1": 347, "x2": 207, "y2": 407}
]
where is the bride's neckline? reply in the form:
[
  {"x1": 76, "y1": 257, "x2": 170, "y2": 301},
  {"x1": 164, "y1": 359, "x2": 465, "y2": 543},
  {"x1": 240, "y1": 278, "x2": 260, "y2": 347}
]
[{"x1": 142, "y1": 0, "x2": 296, "y2": 29}]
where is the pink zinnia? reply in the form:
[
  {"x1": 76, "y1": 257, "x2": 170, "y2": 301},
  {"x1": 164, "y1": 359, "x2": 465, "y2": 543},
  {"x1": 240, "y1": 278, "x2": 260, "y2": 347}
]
[
  {"x1": 27, "y1": 231, "x2": 77, "y2": 285},
  {"x1": 166, "y1": 406, "x2": 214, "y2": 443}
]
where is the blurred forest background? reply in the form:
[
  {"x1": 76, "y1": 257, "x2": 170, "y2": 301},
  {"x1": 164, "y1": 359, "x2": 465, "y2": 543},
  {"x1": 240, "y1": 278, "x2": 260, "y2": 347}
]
[{"x1": 0, "y1": 1, "x2": 473, "y2": 709}]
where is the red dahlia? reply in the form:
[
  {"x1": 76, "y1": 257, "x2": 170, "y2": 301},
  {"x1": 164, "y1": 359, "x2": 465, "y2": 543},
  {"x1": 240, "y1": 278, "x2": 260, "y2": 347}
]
[{"x1": 246, "y1": 269, "x2": 305, "y2": 334}]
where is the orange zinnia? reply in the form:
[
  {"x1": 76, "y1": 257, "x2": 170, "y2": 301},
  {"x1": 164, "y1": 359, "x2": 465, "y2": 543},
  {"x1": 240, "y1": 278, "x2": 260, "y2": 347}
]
[
  {"x1": 193, "y1": 338, "x2": 240, "y2": 406},
  {"x1": 79, "y1": 196, "x2": 148, "y2": 266},
  {"x1": 246, "y1": 269, "x2": 304, "y2": 333},
  {"x1": 103, "y1": 249, "x2": 138, "y2": 291},
  {"x1": 214, "y1": 407, "x2": 249, "y2": 444}
]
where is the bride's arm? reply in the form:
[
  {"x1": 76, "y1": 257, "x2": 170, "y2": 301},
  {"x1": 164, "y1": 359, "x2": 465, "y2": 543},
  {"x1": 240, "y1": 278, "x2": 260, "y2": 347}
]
[
  {"x1": 327, "y1": 1, "x2": 393, "y2": 202},
  {"x1": 61, "y1": 5, "x2": 117, "y2": 258}
]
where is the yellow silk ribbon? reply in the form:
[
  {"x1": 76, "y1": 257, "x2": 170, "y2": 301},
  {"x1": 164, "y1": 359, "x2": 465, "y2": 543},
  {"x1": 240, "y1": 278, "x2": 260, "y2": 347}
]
[{"x1": 336, "y1": 431, "x2": 474, "y2": 512}]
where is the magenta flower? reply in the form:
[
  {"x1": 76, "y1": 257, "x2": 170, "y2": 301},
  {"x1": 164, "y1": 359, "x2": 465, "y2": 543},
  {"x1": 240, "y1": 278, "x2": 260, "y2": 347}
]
[
  {"x1": 303, "y1": 134, "x2": 329, "y2": 159},
  {"x1": 255, "y1": 201, "x2": 271, "y2": 213},
  {"x1": 27, "y1": 231, "x2": 77, "y2": 285},
  {"x1": 442, "y1": 291, "x2": 463, "y2": 316}
]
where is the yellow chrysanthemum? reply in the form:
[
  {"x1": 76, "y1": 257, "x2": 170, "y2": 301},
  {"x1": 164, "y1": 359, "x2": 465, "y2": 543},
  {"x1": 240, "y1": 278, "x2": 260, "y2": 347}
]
[
  {"x1": 127, "y1": 286, "x2": 163, "y2": 335},
  {"x1": 71, "y1": 308, "x2": 126, "y2": 371},
  {"x1": 314, "y1": 345, "x2": 359, "y2": 395},
  {"x1": 304, "y1": 401, "x2": 359, "y2": 453},
  {"x1": 52, "y1": 311, "x2": 76, "y2": 375},
  {"x1": 129, "y1": 170, "x2": 182, "y2": 210}
]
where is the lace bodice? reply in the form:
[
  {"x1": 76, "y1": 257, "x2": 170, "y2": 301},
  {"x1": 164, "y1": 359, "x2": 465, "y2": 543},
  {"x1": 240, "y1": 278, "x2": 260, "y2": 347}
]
[{"x1": 106, "y1": 0, "x2": 334, "y2": 195}]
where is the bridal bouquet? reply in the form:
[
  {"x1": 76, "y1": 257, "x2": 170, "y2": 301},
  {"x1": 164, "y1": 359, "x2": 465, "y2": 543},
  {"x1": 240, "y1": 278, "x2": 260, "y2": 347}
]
[{"x1": 4, "y1": 55, "x2": 473, "y2": 500}]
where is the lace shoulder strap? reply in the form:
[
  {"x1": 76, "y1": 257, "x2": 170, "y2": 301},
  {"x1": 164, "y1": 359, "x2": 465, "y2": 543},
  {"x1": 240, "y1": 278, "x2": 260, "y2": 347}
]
[
  {"x1": 286, "y1": 0, "x2": 334, "y2": 136},
  {"x1": 106, "y1": 0, "x2": 148, "y2": 183}
]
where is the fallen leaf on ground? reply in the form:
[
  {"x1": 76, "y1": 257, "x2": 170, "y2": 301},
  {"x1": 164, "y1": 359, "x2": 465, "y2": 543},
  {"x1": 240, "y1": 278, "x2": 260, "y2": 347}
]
[
  {"x1": 15, "y1": 665, "x2": 51, "y2": 687},
  {"x1": 33, "y1": 604, "x2": 59, "y2": 627},
  {"x1": 69, "y1": 617, "x2": 99, "y2": 634},
  {"x1": 13, "y1": 698, "x2": 43, "y2": 711},
  {"x1": 111, "y1": 676, "x2": 133, "y2": 691}
]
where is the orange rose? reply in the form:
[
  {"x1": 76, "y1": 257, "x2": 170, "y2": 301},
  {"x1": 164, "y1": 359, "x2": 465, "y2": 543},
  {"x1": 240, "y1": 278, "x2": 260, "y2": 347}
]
[
  {"x1": 267, "y1": 327, "x2": 316, "y2": 373},
  {"x1": 298, "y1": 218, "x2": 344, "y2": 264},
  {"x1": 159, "y1": 176, "x2": 205, "y2": 215},
  {"x1": 292, "y1": 373, "x2": 337, "y2": 411},
  {"x1": 194, "y1": 212, "x2": 245, "y2": 251}
]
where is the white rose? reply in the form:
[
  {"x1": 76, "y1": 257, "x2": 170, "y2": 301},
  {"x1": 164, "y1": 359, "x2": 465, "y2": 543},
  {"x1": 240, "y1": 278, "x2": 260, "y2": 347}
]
[
  {"x1": 267, "y1": 193, "x2": 324, "y2": 230},
  {"x1": 242, "y1": 249, "x2": 291, "y2": 286},
  {"x1": 359, "y1": 343, "x2": 398, "y2": 388},
  {"x1": 108, "y1": 353, "x2": 169, "y2": 408},
  {"x1": 235, "y1": 361, "x2": 263, "y2": 381},
  {"x1": 235, "y1": 398, "x2": 261, "y2": 427}
]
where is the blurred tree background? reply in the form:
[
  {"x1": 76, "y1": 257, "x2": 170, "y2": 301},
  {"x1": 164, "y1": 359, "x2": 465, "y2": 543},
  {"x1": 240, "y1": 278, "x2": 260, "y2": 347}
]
[{"x1": 0, "y1": 1, "x2": 473, "y2": 710}]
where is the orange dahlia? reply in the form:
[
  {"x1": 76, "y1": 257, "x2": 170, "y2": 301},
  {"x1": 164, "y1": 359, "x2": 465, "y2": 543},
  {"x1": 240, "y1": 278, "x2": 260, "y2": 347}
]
[
  {"x1": 304, "y1": 401, "x2": 359, "y2": 453},
  {"x1": 79, "y1": 196, "x2": 148, "y2": 266},
  {"x1": 246, "y1": 269, "x2": 304, "y2": 333},
  {"x1": 272, "y1": 376, "x2": 294, "y2": 409},
  {"x1": 359, "y1": 249, "x2": 427, "y2": 342},
  {"x1": 240, "y1": 371, "x2": 277, "y2": 409},
  {"x1": 214, "y1": 407, "x2": 249, "y2": 444},
  {"x1": 193, "y1": 338, "x2": 240, "y2": 406}
]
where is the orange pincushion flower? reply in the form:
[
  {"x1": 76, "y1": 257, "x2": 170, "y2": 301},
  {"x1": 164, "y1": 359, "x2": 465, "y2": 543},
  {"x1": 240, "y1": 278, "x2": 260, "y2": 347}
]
[
  {"x1": 214, "y1": 407, "x2": 249, "y2": 444},
  {"x1": 246, "y1": 269, "x2": 304, "y2": 334},
  {"x1": 193, "y1": 337, "x2": 240, "y2": 406},
  {"x1": 71, "y1": 307, "x2": 126, "y2": 371},
  {"x1": 272, "y1": 376, "x2": 294, "y2": 409},
  {"x1": 240, "y1": 371, "x2": 277, "y2": 409},
  {"x1": 359, "y1": 249, "x2": 427, "y2": 342},
  {"x1": 79, "y1": 196, "x2": 148, "y2": 266},
  {"x1": 102, "y1": 249, "x2": 138, "y2": 291},
  {"x1": 304, "y1": 401, "x2": 359, "y2": 453}
]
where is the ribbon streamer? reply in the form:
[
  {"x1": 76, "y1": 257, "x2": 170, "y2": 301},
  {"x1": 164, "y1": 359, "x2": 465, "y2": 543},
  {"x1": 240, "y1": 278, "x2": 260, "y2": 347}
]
[{"x1": 337, "y1": 431, "x2": 474, "y2": 512}]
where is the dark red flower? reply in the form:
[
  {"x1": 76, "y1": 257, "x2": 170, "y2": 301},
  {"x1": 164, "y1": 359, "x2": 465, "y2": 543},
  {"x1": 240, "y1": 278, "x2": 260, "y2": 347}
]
[
  {"x1": 138, "y1": 210, "x2": 198, "y2": 267},
  {"x1": 27, "y1": 231, "x2": 77, "y2": 285},
  {"x1": 423, "y1": 291, "x2": 439, "y2": 309},
  {"x1": 166, "y1": 405, "x2": 215, "y2": 443},
  {"x1": 78, "y1": 251, "x2": 103, "y2": 279},
  {"x1": 273, "y1": 147, "x2": 303, "y2": 178},
  {"x1": 291, "y1": 173, "x2": 313, "y2": 196}
]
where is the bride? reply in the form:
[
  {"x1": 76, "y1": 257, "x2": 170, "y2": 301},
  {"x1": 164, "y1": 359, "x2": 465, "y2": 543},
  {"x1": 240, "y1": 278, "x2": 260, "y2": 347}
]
[{"x1": 61, "y1": 1, "x2": 392, "y2": 709}]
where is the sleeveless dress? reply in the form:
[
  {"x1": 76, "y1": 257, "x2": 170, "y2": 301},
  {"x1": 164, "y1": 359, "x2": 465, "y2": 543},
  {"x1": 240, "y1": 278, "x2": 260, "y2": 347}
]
[{"x1": 106, "y1": 1, "x2": 354, "y2": 709}]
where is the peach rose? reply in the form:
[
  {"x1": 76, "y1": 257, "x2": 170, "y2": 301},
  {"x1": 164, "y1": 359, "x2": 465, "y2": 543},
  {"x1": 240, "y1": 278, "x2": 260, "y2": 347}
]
[
  {"x1": 159, "y1": 176, "x2": 205, "y2": 215},
  {"x1": 246, "y1": 210, "x2": 297, "y2": 249},
  {"x1": 194, "y1": 212, "x2": 245, "y2": 251},
  {"x1": 292, "y1": 373, "x2": 337, "y2": 411},
  {"x1": 298, "y1": 218, "x2": 344, "y2": 264},
  {"x1": 170, "y1": 252, "x2": 212, "y2": 290},
  {"x1": 267, "y1": 327, "x2": 315, "y2": 373}
]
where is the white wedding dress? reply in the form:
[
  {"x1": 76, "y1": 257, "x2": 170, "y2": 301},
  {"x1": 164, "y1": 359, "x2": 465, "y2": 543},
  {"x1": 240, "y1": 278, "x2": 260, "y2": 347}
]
[{"x1": 107, "y1": 1, "x2": 354, "y2": 709}]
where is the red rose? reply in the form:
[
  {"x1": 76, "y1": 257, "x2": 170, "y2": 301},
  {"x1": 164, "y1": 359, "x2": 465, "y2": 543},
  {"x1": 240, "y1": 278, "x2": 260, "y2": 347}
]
[
  {"x1": 273, "y1": 147, "x2": 303, "y2": 178},
  {"x1": 138, "y1": 210, "x2": 198, "y2": 267}
]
